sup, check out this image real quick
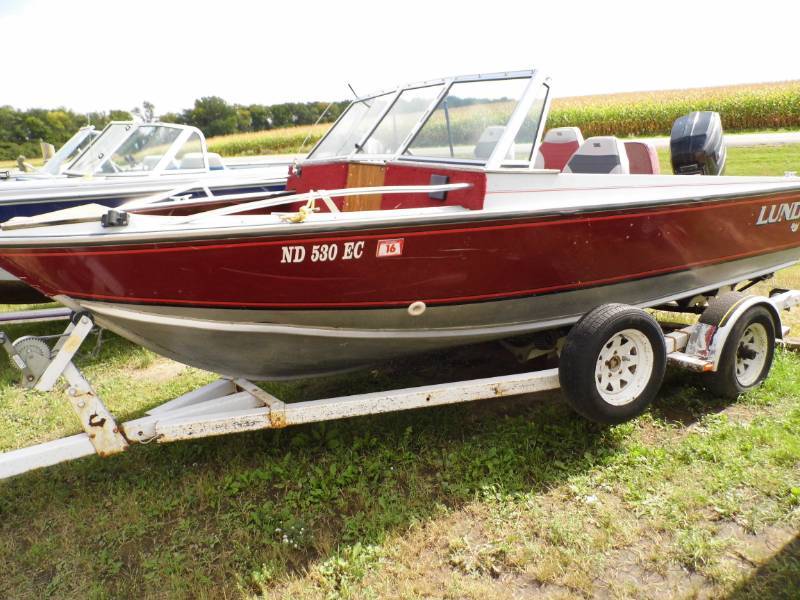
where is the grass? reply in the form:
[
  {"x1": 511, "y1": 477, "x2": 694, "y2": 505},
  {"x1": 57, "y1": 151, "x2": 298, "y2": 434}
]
[
  {"x1": 0, "y1": 157, "x2": 44, "y2": 169},
  {"x1": 656, "y1": 143, "x2": 800, "y2": 177},
  {"x1": 0, "y1": 146, "x2": 800, "y2": 598}
]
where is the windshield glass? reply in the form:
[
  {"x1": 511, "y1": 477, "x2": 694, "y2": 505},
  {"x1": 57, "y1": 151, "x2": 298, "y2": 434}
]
[
  {"x1": 406, "y1": 78, "x2": 530, "y2": 162},
  {"x1": 39, "y1": 128, "x2": 99, "y2": 176},
  {"x1": 100, "y1": 125, "x2": 182, "y2": 173},
  {"x1": 65, "y1": 123, "x2": 133, "y2": 175},
  {"x1": 309, "y1": 93, "x2": 393, "y2": 159},
  {"x1": 357, "y1": 84, "x2": 444, "y2": 155}
]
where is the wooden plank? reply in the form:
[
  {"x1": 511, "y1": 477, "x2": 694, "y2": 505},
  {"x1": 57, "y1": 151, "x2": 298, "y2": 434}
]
[{"x1": 343, "y1": 163, "x2": 385, "y2": 211}]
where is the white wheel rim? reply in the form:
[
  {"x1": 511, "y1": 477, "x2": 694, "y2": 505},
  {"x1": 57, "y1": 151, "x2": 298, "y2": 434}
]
[
  {"x1": 734, "y1": 323, "x2": 769, "y2": 387},
  {"x1": 594, "y1": 329, "x2": 655, "y2": 406}
]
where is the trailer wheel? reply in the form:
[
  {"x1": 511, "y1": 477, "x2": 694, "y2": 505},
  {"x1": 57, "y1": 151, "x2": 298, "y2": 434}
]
[
  {"x1": 559, "y1": 304, "x2": 666, "y2": 424},
  {"x1": 706, "y1": 305, "x2": 775, "y2": 398}
]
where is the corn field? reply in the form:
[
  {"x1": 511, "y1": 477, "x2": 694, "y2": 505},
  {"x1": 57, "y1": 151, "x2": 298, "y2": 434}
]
[
  {"x1": 207, "y1": 123, "x2": 329, "y2": 157},
  {"x1": 548, "y1": 80, "x2": 800, "y2": 137},
  {"x1": 206, "y1": 81, "x2": 800, "y2": 156}
]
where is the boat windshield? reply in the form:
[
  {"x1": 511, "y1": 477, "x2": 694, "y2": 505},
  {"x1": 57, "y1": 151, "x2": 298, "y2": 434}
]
[
  {"x1": 101, "y1": 126, "x2": 182, "y2": 174},
  {"x1": 356, "y1": 84, "x2": 445, "y2": 155},
  {"x1": 405, "y1": 78, "x2": 531, "y2": 161},
  {"x1": 65, "y1": 123, "x2": 133, "y2": 176},
  {"x1": 308, "y1": 93, "x2": 393, "y2": 159},
  {"x1": 306, "y1": 70, "x2": 548, "y2": 166},
  {"x1": 39, "y1": 127, "x2": 99, "y2": 176}
]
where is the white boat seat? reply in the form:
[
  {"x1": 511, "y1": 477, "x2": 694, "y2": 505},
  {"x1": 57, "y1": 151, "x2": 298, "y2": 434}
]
[
  {"x1": 563, "y1": 136, "x2": 630, "y2": 174},
  {"x1": 208, "y1": 152, "x2": 224, "y2": 170},
  {"x1": 474, "y1": 126, "x2": 506, "y2": 160},
  {"x1": 534, "y1": 127, "x2": 584, "y2": 170},
  {"x1": 142, "y1": 155, "x2": 162, "y2": 171},
  {"x1": 180, "y1": 152, "x2": 225, "y2": 170}
]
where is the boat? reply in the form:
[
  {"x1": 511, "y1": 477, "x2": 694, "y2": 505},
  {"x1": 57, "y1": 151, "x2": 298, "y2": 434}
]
[
  {"x1": 0, "y1": 120, "x2": 290, "y2": 301},
  {"x1": 0, "y1": 68, "x2": 798, "y2": 381},
  {"x1": 0, "y1": 120, "x2": 290, "y2": 217},
  {"x1": 0, "y1": 125, "x2": 99, "y2": 179}
]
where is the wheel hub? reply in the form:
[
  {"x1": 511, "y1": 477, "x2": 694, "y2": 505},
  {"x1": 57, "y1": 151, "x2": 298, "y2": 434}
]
[
  {"x1": 734, "y1": 323, "x2": 769, "y2": 387},
  {"x1": 595, "y1": 329, "x2": 655, "y2": 406}
]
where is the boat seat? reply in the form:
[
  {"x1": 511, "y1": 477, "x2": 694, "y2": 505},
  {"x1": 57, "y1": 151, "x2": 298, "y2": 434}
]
[
  {"x1": 533, "y1": 127, "x2": 584, "y2": 170},
  {"x1": 180, "y1": 152, "x2": 225, "y2": 170},
  {"x1": 624, "y1": 141, "x2": 660, "y2": 174},
  {"x1": 474, "y1": 126, "x2": 508, "y2": 160},
  {"x1": 563, "y1": 136, "x2": 630, "y2": 174},
  {"x1": 208, "y1": 152, "x2": 225, "y2": 171},
  {"x1": 142, "y1": 155, "x2": 162, "y2": 171}
]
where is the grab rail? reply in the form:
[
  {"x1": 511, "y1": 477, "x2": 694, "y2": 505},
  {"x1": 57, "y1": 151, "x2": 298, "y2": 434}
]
[{"x1": 182, "y1": 182, "x2": 472, "y2": 222}]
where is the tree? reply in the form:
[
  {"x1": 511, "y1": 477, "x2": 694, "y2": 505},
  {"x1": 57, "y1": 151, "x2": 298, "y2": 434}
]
[
  {"x1": 131, "y1": 100, "x2": 156, "y2": 123},
  {"x1": 234, "y1": 106, "x2": 252, "y2": 132},
  {"x1": 183, "y1": 96, "x2": 238, "y2": 136},
  {"x1": 248, "y1": 104, "x2": 273, "y2": 130},
  {"x1": 158, "y1": 112, "x2": 184, "y2": 125}
]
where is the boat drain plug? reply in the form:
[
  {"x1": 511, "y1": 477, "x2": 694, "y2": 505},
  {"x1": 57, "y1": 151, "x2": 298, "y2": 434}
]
[{"x1": 408, "y1": 301, "x2": 427, "y2": 317}]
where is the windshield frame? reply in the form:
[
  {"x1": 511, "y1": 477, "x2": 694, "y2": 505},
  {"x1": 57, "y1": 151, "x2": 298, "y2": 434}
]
[{"x1": 303, "y1": 69, "x2": 550, "y2": 169}]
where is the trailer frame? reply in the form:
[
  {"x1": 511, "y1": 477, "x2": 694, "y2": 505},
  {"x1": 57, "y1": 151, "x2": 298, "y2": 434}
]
[{"x1": 0, "y1": 290, "x2": 798, "y2": 481}]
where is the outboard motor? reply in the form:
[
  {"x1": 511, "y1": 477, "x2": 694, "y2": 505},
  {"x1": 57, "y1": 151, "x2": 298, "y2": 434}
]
[{"x1": 670, "y1": 111, "x2": 726, "y2": 176}]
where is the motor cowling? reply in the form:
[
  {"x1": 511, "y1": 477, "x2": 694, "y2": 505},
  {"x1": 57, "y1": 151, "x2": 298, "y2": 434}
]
[{"x1": 670, "y1": 111, "x2": 726, "y2": 176}]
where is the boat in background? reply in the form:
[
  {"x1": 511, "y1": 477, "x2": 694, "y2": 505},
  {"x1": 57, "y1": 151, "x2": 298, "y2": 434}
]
[
  {"x1": 0, "y1": 120, "x2": 290, "y2": 302},
  {"x1": 0, "y1": 125, "x2": 100, "y2": 179},
  {"x1": 0, "y1": 121, "x2": 290, "y2": 218},
  {"x1": 0, "y1": 68, "x2": 798, "y2": 379}
]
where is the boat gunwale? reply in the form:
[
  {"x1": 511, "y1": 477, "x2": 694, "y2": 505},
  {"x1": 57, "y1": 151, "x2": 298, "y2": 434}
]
[{"x1": 0, "y1": 181, "x2": 799, "y2": 250}]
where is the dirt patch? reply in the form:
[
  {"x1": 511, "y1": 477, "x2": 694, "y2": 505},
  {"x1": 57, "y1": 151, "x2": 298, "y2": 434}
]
[{"x1": 131, "y1": 358, "x2": 186, "y2": 383}]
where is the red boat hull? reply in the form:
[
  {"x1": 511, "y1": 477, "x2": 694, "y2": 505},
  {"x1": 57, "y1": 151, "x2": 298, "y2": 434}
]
[{"x1": 0, "y1": 190, "x2": 798, "y2": 311}]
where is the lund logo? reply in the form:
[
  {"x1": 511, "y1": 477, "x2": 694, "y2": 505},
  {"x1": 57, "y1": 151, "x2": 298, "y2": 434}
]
[{"x1": 756, "y1": 201, "x2": 800, "y2": 226}]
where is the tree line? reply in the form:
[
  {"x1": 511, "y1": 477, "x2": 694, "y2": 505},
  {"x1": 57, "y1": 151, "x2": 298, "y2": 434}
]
[{"x1": 0, "y1": 97, "x2": 350, "y2": 160}]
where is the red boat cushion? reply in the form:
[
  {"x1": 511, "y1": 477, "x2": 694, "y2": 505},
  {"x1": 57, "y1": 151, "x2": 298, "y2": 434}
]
[
  {"x1": 534, "y1": 127, "x2": 584, "y2": 171},
  {"x1": 624, "y1": 141, "x2": 660, "y2": 174}
]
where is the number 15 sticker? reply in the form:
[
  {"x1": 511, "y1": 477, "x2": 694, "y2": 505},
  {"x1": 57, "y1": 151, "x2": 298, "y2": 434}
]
[{"x1": 376, "y1": 238, "x2": 404, "y2": 257}]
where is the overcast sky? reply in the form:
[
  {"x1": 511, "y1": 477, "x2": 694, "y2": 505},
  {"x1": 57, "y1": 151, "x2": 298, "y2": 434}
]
[{"x1": 1, "y1": 0, "x2": 798, "y2": 114}]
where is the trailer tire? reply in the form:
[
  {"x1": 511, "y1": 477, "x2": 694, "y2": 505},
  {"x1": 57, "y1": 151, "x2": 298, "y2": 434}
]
[
  {"x1": 706, "y1": 305, "x2": 775, "y2": 399},
  {"x1": 698, "y1": 291, "x2": 747, "y2": 328},
  {"x1": 559, "y1": 304, "x2": 666, "y2": 424}
]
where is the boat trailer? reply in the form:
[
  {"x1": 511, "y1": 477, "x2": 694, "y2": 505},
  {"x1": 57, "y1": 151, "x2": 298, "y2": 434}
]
[{"x1": 0, "y1": 290, "x2": 799, "y2": 480}]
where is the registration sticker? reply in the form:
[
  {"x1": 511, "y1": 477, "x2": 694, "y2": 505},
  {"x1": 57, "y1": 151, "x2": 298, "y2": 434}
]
[{"x1": 376, "y1": 238, "x2": 404, "y2": 257}]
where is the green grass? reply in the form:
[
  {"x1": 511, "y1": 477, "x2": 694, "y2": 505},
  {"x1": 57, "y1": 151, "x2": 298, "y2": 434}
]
[
  {"x1": 1, "y1": 145, "x2": 800, "y2": 598},
  {"x1": 656, "y1": 143, "x2": 800, "y2": 176}
]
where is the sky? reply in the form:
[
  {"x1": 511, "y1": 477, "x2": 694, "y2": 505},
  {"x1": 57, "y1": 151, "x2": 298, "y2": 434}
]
[{"x1": 1, "y1": 0, "x2": 798, "y2": 114}]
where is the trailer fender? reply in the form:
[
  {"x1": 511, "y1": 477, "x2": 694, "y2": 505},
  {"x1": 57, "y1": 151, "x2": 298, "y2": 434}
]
[{"x1": 698, "y1": 293, "x2": 783, "y2": 372}]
